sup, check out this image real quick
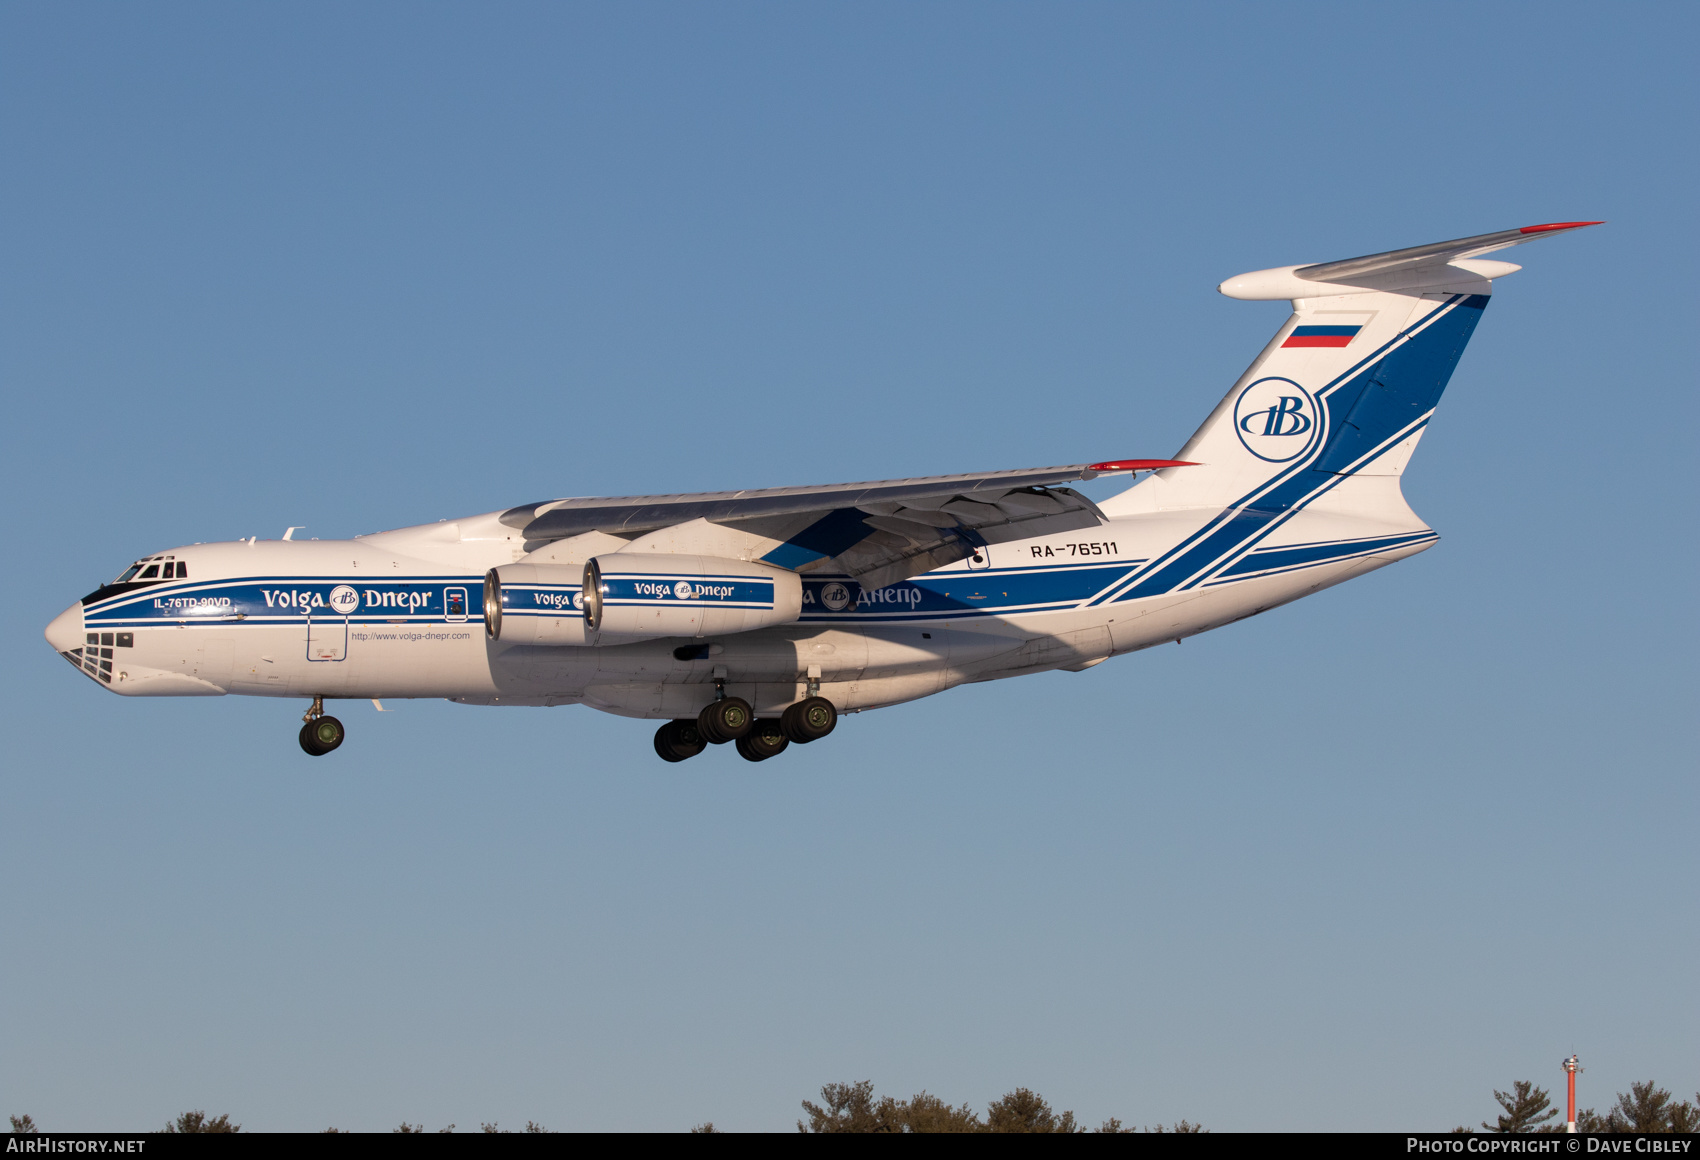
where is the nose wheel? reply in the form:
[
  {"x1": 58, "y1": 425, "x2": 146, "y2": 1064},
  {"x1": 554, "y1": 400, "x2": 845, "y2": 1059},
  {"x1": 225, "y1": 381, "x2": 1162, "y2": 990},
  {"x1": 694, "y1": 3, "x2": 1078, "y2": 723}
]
[{"x1": 299, "y1": 697, "x2": 345, "y2": 756}]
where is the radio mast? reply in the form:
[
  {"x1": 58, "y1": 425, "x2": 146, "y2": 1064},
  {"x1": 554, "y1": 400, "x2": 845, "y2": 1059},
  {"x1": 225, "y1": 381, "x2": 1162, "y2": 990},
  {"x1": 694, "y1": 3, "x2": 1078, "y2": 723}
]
[{"x1": 1562, "y1": 1054, "x2": 1583, "y2": 1133}]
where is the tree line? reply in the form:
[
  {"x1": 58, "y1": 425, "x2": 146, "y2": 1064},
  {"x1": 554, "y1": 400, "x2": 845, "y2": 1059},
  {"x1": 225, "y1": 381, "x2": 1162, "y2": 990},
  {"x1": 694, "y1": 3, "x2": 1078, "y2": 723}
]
[
  {"x1": 771, "y1": 1079, "x2": 1201, "y2": 1133},
  {"x1": 1467, "y1": 1079, "x2": 1700, "y2": 1134},
  {"x1": 9, "y1": 1075, "x2": 1696, "y2": 1133}
]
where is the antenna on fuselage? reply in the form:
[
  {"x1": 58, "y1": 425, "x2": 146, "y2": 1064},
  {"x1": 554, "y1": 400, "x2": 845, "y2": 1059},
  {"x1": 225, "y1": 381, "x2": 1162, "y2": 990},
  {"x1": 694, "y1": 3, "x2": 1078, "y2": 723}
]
[{"x1": 282, "y1": 527, "x2": 305, "y2": 540}]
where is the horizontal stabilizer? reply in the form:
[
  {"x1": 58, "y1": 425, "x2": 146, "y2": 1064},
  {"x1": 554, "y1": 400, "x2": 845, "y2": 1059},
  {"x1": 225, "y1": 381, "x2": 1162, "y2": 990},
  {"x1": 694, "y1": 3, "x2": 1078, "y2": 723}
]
[{"x1": 1220, "y1": 221, "x2": 1602, "y2": 300}]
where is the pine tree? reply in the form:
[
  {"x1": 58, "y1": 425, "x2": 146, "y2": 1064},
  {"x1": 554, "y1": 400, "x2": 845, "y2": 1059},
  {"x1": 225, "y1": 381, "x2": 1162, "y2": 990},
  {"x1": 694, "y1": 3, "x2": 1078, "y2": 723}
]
[
  {"x1": 799, "y1": 1081, "x2": 889, "y2": 1133},
  {"x1": 882, "y1": 1091, "x2": 982, "y2": 1132},
  {"x1": 1607, "y1": 1081, "x2": 1676, "y2": 1132},
  {"x1": 1666, "y1": 1098, "x2": 1700, "y2": 1134},
  {"x1": 164, "y1": 1111, "x2": 239, "y2": 1133},
  {"x1": 1483, "y1": 1081, "x2": 1559, "y2": 1133},
  {"x1": 984, "y1": 1088, "x2": 1080, "y2": 1133}
]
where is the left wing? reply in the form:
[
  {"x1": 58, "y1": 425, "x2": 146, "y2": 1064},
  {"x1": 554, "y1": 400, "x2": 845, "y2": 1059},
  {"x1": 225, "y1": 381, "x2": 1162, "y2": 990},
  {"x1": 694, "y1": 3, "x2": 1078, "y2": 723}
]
[{"x1": 500, "y1": 460, "x2": 1191, "y2": 590}]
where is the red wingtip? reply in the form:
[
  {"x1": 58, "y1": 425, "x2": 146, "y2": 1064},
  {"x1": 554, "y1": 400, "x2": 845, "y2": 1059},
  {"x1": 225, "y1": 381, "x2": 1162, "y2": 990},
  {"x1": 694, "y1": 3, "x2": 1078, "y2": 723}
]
[
  {"x1": 1087, "y1": 459, "x2": 1199, "y2": 473},
  {"x1": 1519, "y1": 221, "x2": 1605, "y2": 234}
]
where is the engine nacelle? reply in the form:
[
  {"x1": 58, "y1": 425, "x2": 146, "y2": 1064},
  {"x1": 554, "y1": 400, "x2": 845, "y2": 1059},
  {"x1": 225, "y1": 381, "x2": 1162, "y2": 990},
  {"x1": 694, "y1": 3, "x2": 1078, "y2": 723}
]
[
  {"x1": 583, "y1": 554, "x2": 802, "y2": 644},
  {"x1": 483, "y1": 563, "x2": 588, "y2": 644}
]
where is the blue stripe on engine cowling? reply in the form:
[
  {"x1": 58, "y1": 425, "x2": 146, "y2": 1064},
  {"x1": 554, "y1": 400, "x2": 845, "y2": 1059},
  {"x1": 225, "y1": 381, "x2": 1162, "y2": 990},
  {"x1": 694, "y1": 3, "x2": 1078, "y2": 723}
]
[
  {"x1": 600, "y1": 574, "x2": 776, "y2": 608},
  {"x1": 502, "y1": 584, "x2": 582, "y2": 618}
]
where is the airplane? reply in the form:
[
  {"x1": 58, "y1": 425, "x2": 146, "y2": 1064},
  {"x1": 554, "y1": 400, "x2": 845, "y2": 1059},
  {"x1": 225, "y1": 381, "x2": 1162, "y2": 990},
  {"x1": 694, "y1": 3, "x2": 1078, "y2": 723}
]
[{"x1": 45, "y1": 222, "x2": 1600, "y2": 762}]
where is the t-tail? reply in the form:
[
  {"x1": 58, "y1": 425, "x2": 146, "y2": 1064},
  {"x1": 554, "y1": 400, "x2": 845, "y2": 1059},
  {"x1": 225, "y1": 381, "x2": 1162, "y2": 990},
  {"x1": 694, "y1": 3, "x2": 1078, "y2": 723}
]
[
  {"x1": 1096, "y1": 221, "x2": 1599, "y2": 598},
  {"x1": 1119, "y1": 222, "x2": 1600, "y2": 516}
]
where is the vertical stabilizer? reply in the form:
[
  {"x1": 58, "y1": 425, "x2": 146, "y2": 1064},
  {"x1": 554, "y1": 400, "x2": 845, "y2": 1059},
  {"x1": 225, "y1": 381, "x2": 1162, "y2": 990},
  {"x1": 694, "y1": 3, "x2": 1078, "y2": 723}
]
[{"x1": 1103, "y1": 221, "x2": 1599, "y2": 520}]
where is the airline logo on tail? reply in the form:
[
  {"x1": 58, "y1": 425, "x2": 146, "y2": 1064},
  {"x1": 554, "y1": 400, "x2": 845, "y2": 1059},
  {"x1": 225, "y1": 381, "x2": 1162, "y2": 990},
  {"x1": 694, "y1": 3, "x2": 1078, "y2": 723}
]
[{"x1": 1233, "y1": 377, "x2": 1321, "y2": 462}]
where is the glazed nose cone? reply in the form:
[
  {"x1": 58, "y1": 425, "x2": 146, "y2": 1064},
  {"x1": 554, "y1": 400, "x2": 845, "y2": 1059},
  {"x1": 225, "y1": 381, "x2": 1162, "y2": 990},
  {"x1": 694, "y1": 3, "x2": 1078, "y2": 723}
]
[{"x1": 45, "y1": 602, "x2": 84, "y2": 653}]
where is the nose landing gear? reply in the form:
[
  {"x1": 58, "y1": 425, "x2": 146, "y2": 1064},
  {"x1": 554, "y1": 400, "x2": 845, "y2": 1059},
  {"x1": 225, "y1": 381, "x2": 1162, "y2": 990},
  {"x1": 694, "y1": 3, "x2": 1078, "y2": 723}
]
[{"x1": 299, "y1": 696, "x2": 345, "y2": 756}]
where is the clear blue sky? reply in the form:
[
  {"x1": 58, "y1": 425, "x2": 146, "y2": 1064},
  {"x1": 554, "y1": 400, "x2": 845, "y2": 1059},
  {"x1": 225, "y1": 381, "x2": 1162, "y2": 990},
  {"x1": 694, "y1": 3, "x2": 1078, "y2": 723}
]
[{"x1": 3, "y1": 1, "x2": 1694, "y2": 1132}]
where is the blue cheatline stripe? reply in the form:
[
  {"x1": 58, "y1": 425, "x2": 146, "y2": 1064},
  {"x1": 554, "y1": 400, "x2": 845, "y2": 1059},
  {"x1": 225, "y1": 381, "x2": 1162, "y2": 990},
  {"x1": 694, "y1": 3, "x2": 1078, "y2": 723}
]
[
  {"x1": 798, "y1": 601, "x2": 1082, "y2": 624},
  {"x1": 83, "y1": 575, "x2": 483, "y2": 612},
  {"x1": 1201, "y1": 535, "x2": 1438, "y2": 586},
  {"x1": 1247, "y1": 532, "x2": 1424, "y2": 552},
  {"x1": 1191, "y1": 411, "x2": 1435, "y2": 573},
  {"x1": 1216, "y1": 532, "x2": 1437, "y2": 578}
]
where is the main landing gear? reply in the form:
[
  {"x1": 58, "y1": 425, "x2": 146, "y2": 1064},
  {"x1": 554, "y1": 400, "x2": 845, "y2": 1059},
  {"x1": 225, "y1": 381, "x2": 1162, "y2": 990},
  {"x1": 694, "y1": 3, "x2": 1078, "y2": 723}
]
[
  {"x1": 652, "y1": 691, "x2": 838, "y2": 764},
  {"x1": 298, "y1": 696, "x2": 345, "y2": 757}
]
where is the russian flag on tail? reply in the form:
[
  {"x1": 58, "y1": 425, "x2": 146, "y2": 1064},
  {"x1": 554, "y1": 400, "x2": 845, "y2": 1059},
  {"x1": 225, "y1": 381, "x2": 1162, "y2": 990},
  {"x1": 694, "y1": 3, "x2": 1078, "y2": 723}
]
[{"x1": 1282, "y1": 324, "x2": 1361, "y2": 348}]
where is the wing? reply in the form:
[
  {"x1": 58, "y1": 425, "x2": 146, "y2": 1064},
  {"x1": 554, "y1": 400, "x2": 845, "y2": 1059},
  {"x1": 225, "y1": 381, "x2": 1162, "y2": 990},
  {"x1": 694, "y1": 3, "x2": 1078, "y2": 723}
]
[{"x1": 500, "y1": 460, "x2": 1191, "y2": 591}]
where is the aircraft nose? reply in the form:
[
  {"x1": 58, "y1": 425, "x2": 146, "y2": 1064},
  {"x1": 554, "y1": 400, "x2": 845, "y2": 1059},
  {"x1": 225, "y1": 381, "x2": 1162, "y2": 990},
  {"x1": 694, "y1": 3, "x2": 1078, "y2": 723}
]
[{"x1": 45, "y1": 602, "x2": 84, "y2": 653}]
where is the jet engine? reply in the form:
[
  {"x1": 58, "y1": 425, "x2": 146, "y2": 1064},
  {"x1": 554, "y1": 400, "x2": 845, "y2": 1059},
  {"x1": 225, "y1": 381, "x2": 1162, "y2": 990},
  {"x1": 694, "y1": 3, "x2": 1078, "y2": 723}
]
[
  {"x1": 582, "y1": 554, "x2": 802, "y2": 644},
  {"x1": 483, "y1": 554, "x2": 801, "y2": 646},
  {"x1": 483, "y1": 562, "x2": 587, "y2": 644}
]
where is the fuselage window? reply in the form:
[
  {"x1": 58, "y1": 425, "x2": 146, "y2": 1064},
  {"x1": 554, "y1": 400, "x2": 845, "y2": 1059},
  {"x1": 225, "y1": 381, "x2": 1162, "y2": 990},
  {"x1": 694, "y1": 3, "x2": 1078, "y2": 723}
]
[{"x1": 138, "y1": 565, "x2": 160, "y2": 579}]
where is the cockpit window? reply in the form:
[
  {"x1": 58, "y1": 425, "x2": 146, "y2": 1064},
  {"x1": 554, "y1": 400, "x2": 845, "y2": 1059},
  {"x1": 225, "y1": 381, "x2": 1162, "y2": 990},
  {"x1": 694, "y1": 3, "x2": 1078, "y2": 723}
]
[
  {"x1": 138, "y1": 565, "x2": 160, "y2": 579},
  {"x1": 117, "y1": 564, "x2": 143, "y2": 582}
]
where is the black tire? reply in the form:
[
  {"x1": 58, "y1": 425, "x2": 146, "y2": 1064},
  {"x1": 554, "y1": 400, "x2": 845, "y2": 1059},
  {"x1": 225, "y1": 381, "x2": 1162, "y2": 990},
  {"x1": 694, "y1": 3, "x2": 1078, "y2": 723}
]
[
  {"x1": 736, "y1": 719, "x2": 789, "y2": 762},
  {"x1": 780, "y1": 696, "x2": 837, "y2": 744},
  {"x1": 654, "y1": 719, "x2": 707, "y2": 763},
  {"x1": 697, "y1": 696, "x2": 753, "y2": 744},
  {"x1": 303, "y1": 715, "x2": 344, "y2": 756}
]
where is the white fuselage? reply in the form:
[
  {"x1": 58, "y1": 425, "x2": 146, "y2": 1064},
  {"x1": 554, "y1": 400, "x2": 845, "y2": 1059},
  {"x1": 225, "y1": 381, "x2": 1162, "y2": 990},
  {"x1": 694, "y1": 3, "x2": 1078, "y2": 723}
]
[
  {"x1": 49, "y1": 223, "x2": 1600, "y2": 736},
  {"x1": 50, "y1": 481, "x2": 1435, "y2": 721}
]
